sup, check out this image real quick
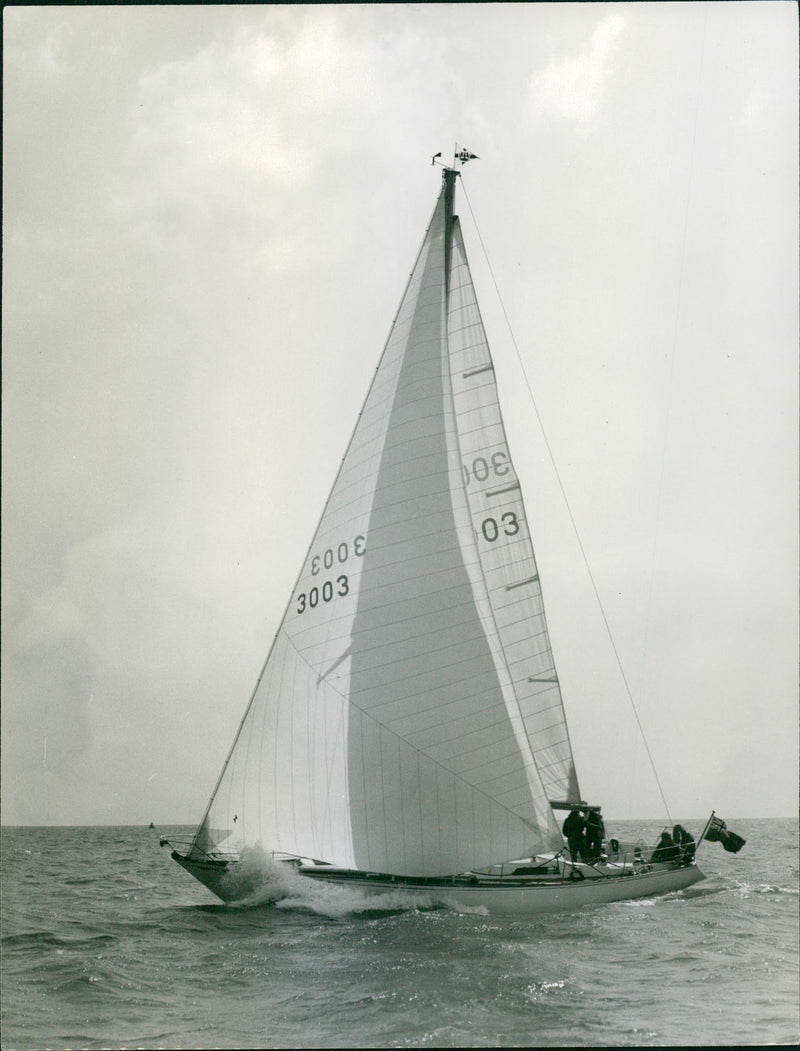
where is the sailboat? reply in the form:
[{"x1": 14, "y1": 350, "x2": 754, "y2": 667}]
[{"x1": 167, "y1": 152, "x2": 711, "y2": 914}]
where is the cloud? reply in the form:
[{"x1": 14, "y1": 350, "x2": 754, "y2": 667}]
[
  {"x1": 530, "y1": 12, "x2": 625, "y2": 123},
  {"x1": 2, "y1": 5, "x2": 476, "y2": 825},
  {"x1": 3, "y1": 4, "x2": 796, "y2": 825}
]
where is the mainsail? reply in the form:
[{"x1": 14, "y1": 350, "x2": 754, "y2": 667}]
[{"x1": 192, "y1": 168, "x2": 580, "y2": 878}]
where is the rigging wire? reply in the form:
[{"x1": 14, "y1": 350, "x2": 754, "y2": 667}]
[
  {"x1": 638, "y1": 5, "x2": 709, "y2": 758},
  {"x1": 459, "y1": 179, "x2": 674, "y2": 824}
]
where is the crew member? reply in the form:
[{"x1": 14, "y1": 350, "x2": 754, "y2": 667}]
[
  {"x1": 672, "y1": 824, "x2": 696, "y2": 866},
  {"x1": 585, "y1": 809, "x2": 605, "y2": 861},
  {"x1": 651, "y1": 830, "x2": 680, "y2": 863},
  {"x1": 562, "y1": 808, "x2": 586, "y2": 863}
]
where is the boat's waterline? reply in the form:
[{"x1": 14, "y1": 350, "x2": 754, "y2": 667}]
[
  {"x1": 304, "y1": 865, "x2": 706, "y2": 915},
  {"x1": 172, "y1": 850, "x2": 705, "y2": 915}
]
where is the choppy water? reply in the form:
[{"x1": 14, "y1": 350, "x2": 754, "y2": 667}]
[{"x1": 1, "y1": 819, "x2": 797, "y2": 1048}]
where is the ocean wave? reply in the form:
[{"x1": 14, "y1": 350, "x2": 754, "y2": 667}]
[
  {"x1": 213, "y1": 849, "x2": 485, "y2": 919},
  {"x1": 3, "y1": 823, "x2": 797, "y2": 1049},
  {"x1": 723, "y1": 876, "x2": 800, "y2": 899},
  {"x1": 2, "y1": 930, "x2": 116, "y2": 950}
]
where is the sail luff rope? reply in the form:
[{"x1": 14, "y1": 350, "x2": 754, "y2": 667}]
[{"x1": 459, "y1": 180, "x2": 674, "y2": 825}]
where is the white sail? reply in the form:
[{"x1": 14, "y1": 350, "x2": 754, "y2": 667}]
[
  {"x1": 193, "y1": 171, "x2": 577, "y2": 877},
  {"x1": 446, "y1": 216, "x2": 581, "y2": 805}
]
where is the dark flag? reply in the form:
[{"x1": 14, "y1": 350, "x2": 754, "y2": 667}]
[
  {"x1": 703, "y1": 815, "x2": 746, "y2": 853},
  {"x1": 457, "y1": 148, "x2": 479, "y2": 164}
]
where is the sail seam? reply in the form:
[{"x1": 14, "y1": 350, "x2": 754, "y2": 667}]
[
  {"x1": 288, "y1": 588, "x2": 555, "y2": 654},
  {"x1": 280, "y1": 629, "x2": 542, "y2": 839},
  {"x1": 406, "y1": 721, "x2": 527, "y2": 758},
  {"x1": 351, "y1": 647, "x2": 547, "y2": 710}
]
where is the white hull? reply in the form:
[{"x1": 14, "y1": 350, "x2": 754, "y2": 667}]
[
  {"x1": 300, "y1": 865, "x2": 705, "y2": 915},
  {"x1": 172, "y1": 850, "x2": 705, "y2": 915}
]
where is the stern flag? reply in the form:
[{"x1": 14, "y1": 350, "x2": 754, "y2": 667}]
[
  {"x1": 703, "y1": 816, "x2": 746, "y2": 853},
  {"x1": 457, "y1": 148, "x2": 479, "y2": 164}
]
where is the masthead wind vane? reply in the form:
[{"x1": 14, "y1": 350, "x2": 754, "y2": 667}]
[{"x1": 431, "y1": 148, "x2": 479, "y2": 168}]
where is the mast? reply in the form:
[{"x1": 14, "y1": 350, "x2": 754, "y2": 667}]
[
  {"x1": 442, "y1": 165, "x2": 459, "y2": 299},
  {"x1": 435, "y1": 147, "x2": 475, "y2": 296}
]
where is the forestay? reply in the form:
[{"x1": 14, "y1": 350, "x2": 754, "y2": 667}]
[{"x1": 192, "y1": 170, "x2": 580, "y2": 878}]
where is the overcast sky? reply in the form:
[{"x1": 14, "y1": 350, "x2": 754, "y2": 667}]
[{"x1": 3, "y1": 3, "x2": 797, "y2": 828}]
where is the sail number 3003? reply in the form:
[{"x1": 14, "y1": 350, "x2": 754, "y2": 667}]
[
  {"x1": 296, "y1": 534, "x2": 366, "y2": 615},
  {"x1": 297, "y1": 576, "x2": 350, "y2": 613},
  {"x1": 310, "y1": 535, "x2": 366, "y2": 575}
]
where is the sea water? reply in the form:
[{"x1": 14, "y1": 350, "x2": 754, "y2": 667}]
[{"x1": 1, "y1": 819, "x2": 797, "y2": 1049}]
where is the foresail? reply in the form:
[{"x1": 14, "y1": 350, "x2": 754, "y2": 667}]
[
  {"x1": 447, "y1": 217, "x2": 581, "y2": 806},
  {"x1": 193, "y1": 173, "x2": 568, "y2": 877}
]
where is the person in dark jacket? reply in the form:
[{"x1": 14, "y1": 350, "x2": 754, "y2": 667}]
[
  {"x1": 562, "y1": 808, "x2": 586, "y2": 863},
  {"x1": 651, "y1": 830, "x2": 680, "y2": 863},
  {"x1": 585, "y1": 809, "x2": 605, "y2": 861},
  {"x1": 672, "y1": 824, "x2": 696, "y2": 866}
]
